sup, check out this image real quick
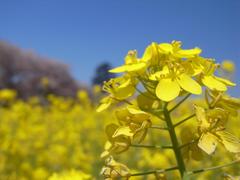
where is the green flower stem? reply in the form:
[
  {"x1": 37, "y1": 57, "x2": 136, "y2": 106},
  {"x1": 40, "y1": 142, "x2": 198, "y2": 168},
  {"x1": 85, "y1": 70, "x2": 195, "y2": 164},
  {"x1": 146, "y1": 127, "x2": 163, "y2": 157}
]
[
  {"x1": 138, "y1": 79, "x2": 157, "y2": 97},
  {"x1": 148, "y1": 110, "x2": 165, "y2": 121},
  {"x1": 134, "y1": 86, "x2": 157, "y2": 100},
  {"x1": 187, "y1": 159, "x2": 240, "y2": 175},
  {"x1": 169, "y1": 93, "x2": 191, "y2": 113},
  {"x1": 130, "y1": 144, "x2": 172, "y2": 149},
  {"x1": 149, "y1": 125, "x2": 169, "y2": 130},
  {"x1": 131, "y1": 166, "x2": 179, "y2": 177},
  {"x1": 173, "y1": 114, "x2": 195, "y2": 128},
  {"x1": 205, "y1": 89, "x2": 210, "y2": 108},
  {"x1": 209, "y1": 92, "x2": 222, "y2": 108},
  {"x1": 163, "y1": 103, "x2": 186, "y2": 177}
]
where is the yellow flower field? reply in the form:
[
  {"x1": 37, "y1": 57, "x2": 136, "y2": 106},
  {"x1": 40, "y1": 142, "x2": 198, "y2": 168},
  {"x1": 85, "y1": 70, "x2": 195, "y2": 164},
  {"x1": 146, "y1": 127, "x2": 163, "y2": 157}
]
[{"x1": 0, "y1": 41, "x2": 239, "y2": 180}]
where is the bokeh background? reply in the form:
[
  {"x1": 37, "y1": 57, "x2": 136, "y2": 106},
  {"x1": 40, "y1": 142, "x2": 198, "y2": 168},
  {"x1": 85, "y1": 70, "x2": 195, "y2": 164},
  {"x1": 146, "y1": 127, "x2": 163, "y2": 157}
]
[{"x1": 0, "y1": 0, "x2": 239, "y2": 179}]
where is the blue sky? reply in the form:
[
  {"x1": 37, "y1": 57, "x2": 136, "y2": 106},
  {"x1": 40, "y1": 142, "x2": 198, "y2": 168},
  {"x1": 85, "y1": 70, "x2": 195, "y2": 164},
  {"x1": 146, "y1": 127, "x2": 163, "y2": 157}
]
[{"x1": 0, "y1": 0, "x2": 239, "y2": 94}]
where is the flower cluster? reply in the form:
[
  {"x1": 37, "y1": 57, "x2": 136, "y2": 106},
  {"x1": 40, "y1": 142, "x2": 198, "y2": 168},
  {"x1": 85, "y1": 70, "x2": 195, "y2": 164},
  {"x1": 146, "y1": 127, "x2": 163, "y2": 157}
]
[
  {"x1": 98, "y1": 41, "x2": 235, "y2": 105},
  {"x1": 0, "y1": 88, "x2": 107, "y2": 179},
  {"x1": 98, "y1": 41, "x2": 240, "y2": 179}
]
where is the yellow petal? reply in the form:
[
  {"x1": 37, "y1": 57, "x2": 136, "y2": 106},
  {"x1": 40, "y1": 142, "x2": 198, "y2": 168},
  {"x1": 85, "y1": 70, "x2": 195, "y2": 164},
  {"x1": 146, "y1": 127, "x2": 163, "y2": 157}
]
[
  {"x1": 125, "y1": 63, "x2": 146, "y2": 72},
  {"x1": 109, "y1": 63, "x2": 146, "y2": 73},
  {"x1": 202, "y1": 75, "x2": 227, "y2": 91},
  {"x1": 114, "y1": 86, "x2": 135, "y2": 99},
  {"x1": 222, "y1": 96, "x2": 240, "y2": 108},
  {"x1": 113, "y1": 126, "x2": 133, "y2": 138},
  {"x1": 175, "y1": 48, "x2": 202, "y2": 58},
  {"x1": 158, "y1": 43, "x2": 173, "y2": 54},
  {"x1": 109, "y1": 65, "x2": 128, "y2": 73},
  {"x1": 141, "y1": 44, "x2": 152, "y2": 62},
  {"x1": 177, "y1": 74, "x2": 202, "y2": 95},
  {"x1": 194, "y1": 105, "x2": 211, "y2": 130},
  {"x1": 198, "y1": 132, "x2": 218, "y2": 155},
  {"x1": 127, "y1": 106, "x2": 147, "y2": 115},
  {"x1": 127, "y1": 106, "x2": 150, "y2": 123},
  {"x1": 215, "y1": 76, "x2": 236, "y2": 86},
  {"x1": 216, "y1": 131, "x2": 240, "y2": 153},
  {"x1": 118, "y1": 78, "x2": 131, "y2": 89},
  {"x1": 96, "y1": 97, "x2": 112, "y2": 112},
  {"x1": 156, "y1": 78, "x2": 180, "y2": 102},
  {"x1": 142, "y1": 42, "x2": 160, "y2": 65}
]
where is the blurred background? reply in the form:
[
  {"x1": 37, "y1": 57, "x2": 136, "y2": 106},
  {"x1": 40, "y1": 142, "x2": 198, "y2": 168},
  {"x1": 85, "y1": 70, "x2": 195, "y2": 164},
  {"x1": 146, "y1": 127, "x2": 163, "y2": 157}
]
[{"x1": 0, "y1": 0, "x2": 239, "y2": 179}]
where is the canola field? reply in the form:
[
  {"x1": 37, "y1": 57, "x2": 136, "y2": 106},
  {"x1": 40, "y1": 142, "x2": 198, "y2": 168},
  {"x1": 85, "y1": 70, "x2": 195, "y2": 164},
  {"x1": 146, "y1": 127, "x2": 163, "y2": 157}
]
[{"x1": 0, "y1": 41, "x2": 239, "y2": 180}]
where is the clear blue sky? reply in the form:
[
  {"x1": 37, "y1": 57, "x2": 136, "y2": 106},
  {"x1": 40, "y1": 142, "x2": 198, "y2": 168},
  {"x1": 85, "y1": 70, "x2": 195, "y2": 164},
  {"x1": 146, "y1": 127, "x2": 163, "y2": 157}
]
[{"x1": 0, "y1": 0, "x2": 239, "y2": 94}]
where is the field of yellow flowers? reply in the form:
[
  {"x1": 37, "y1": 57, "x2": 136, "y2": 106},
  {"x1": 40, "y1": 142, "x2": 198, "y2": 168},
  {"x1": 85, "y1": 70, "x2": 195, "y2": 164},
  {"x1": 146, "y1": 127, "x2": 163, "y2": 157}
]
[{"x1": 0, "y1": 41, "x2": 239, "y2": 180}]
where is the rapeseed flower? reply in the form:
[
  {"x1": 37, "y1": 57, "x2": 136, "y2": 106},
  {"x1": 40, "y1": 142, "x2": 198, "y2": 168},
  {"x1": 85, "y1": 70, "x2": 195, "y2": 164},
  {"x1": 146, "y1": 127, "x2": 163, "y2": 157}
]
[
  {"x1": 101, "y1": 157, "x2": 131, "y2": 179},
  {"x1": 195, "y1": 106, "x2": 240, "y2": 155},
  {"x1": 109, "y1": 50, "x2": 147, "y2": 73},
  {"x1": 150, "y1": 65, "x2": 202, "y2": 101}
]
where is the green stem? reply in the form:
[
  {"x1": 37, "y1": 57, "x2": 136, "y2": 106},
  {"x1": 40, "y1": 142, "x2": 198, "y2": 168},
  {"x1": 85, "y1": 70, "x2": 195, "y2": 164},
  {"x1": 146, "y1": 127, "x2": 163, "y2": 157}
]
[
  {"x1": 169, "y1": 93, "x2": 191, "y2": 113},
  {"x1": 135, "y1": 86, "x2": 157, "y2": 100},
  {"x1": 187, "y1": 160, "x2": 240, "y2": 175},
  {"x1": 148, "y1": 110, "x2": 165, "y2": 121},
  {"x1": 130, "y1": 144, "x2": 172, "y2": 149},
  {"x1": 131, "y1": 166, "x2": 179, "y2": 176},
  {"x1": 163, "y1": 103, "x2": 186, "y2": 177},
  {"x1": 173, "y1": 114, "x2": 195, "y2": 128}
]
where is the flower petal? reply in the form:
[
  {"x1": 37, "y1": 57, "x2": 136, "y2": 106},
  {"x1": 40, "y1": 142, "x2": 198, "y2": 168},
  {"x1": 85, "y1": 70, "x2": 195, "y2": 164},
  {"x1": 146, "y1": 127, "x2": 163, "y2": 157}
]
[
  {"x1": 114, "y1": 86, "x2": 135, "y2": 100},
  {"x1": 109, "y1": 65, "x2": 128, "y2": 73},
  {"x1": 96, "y1": 97, "x2": 113, "y2": 112},
  {"x1": 158, "y1": 43, "x2": 173, "y2": 54},
  {"x1": 175, "y1": 48, "x2": 202, "y2": 58},
  {"x1": 215, "y1": 76, "x2": 236, "y2": 86},
  {"x1": 156, "y1": 79, "x2": 180, "y2": 102},
  {"x1": 202, "y1": 75, "x2": 227, "y2": 91},
  {"x1": 216, "y1": 131, "x2": 240, "y2": 153},
  {"x1": 177, "y1": 74, "x2": 202, "y2": 95},
  {"x1": 126, "y1": 63, "x2": 146, "y2": 72},
  {"x1": 113, "y1": 126, "x2": 133, "y2": 138},
  {"x1": 198, "y1": 132, "x2": 218, "y2": 155}
]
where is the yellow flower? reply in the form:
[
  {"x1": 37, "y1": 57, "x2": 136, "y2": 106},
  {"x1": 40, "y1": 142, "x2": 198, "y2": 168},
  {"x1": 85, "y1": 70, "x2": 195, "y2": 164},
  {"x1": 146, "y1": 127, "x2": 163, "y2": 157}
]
[
  {"x1": 48, "y1": 169, "x2": 92, "y2": 180},
  {"x1": 199, "y1": 59, "x2": 236, "y2": 91},
  {"x1": 96, "y1": 75, "x2": 136, "y2": 112},
  {"x1": 100, "y1": 157, "x2": 131, "y2": 179},
  {"x1": 142, "y1": 41, "x2": 201, "y2": 66},
  {"x1": 101, "y1": 123, "x2": 132, "y2": 158},
  {"x1": 96, "y1": 96, "x2": 116, "y2": 112},
  {"x1": 209, "y1": 91, "x2": 240, "y2": 116},
  {"x1": 195, "y1": 105, "x2": 240, "y2": 155},
  {"x1": 221, "y1": 60, "x2": 235, "y2": 73},
  {"x1": 102, "y1": 76, "x2": 135, "y2": 99},
  {"x1": 115, "y1": 106, "x2": 152, "y2": 143},
  {"x1": 158, "y1": 41, "x2": 201, "y2": 58},
  {"x1": 0, "y1": 89, "x2": 17, "y2": 102},
  {"x1": 150, "y1": 65, "x2": 202, "y2": 101},
  {"x1": 109, "y1": 50, "x2": 147, "y2": 73}
]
